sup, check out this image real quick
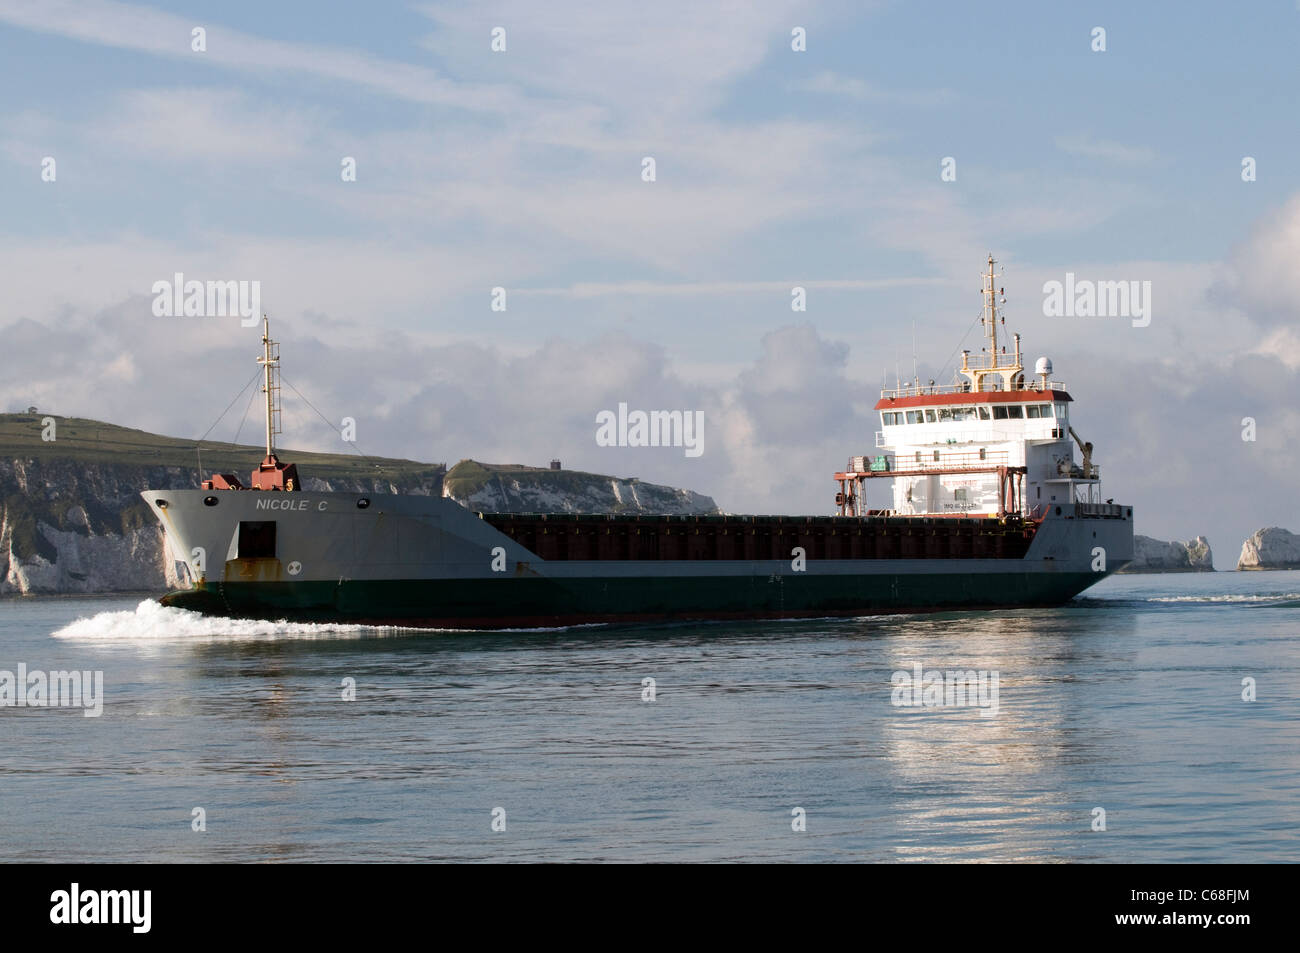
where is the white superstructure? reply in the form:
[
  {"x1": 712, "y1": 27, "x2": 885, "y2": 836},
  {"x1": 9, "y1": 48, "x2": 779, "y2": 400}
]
[{"x1": 836, "y1": 256, "x2": 1104, "y2": 518}]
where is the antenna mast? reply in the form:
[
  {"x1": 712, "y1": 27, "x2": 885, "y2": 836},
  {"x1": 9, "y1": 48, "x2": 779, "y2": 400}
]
[
  {"x1": 959, "y1": 254, "x2": 1023, "y2": 392},
  {"x1": 983, "y1": 253, "x2": 1000, "y2": 360},
  {"x1": 256, "y1": 314, "x2": 281, "y2": 460},
  {"x1": 912, "y1": 319, "x2": 918, "y2": 386}
]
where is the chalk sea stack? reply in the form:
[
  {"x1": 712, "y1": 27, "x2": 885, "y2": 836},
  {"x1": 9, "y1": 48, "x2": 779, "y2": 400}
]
[{"x1": 1237, "y1": 528, "x2": 1300, "y2": 571}]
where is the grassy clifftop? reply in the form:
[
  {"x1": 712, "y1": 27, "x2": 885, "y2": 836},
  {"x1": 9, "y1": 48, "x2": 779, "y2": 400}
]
[
  {"x1": 0, "y1": 413, "x2": 444, "y2": 483},
  {"x1": 443, "y1": 458, "x2": 719, "y2": 515},
  {"x1": 444, "y1": 458, "x2": 639, "y2": 499}
]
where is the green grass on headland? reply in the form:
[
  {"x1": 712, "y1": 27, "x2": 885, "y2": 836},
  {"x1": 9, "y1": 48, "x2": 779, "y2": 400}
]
[
  {"x1": 0, "y1": 413, "x2": 445, "y2": 482},
  {"x1": 443, "y1": 458, "x2": 639, "y2": 500}
]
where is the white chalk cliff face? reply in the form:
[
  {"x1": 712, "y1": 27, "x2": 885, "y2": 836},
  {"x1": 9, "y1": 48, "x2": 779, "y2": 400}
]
[
  {"x1": 1237, "y1": 528, "x2": 1300, "y2": 570},
  {"x1": 1, "y1": 519, "x2": 185, "y2": 594},
  {"x1": 1119, "y1": 535, "x2": 1214, "y2": 573},
  {"x1": 1, "y1": 459, "x2": 194, "y2": 595},
  {"x1": 448, "y1": 475, "x2": 717, "y2": 516}
]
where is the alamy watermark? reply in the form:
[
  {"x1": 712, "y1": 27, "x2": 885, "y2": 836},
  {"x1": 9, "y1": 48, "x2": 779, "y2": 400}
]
[
  {"x1": 1042, "y1": 273, "x2": 1151, "y2": 327},
  {"x1": 50, "y1": 884, "x2": 150, "y2": 933},
  {"x1": 151, "y1": 272, "x2": 260, "y2": 326},
  {"x1": 890, "y1": 662, "x2": 999, "y2": 717},
  {"x1": 595, "y1": 402, "x2": 704, "y2": 458},
  {"x1": 0, "y1": 664, "x2": 103, "y2": 717}
]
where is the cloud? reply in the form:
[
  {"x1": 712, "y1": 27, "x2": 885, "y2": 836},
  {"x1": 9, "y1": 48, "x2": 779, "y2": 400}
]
[
  {"x1": 1070, "y1": 346, "x2": 1300, "y2": 568},
  {"x1": 0, "y1": 231, "x2": 553, "y2": 324},
  {"x1": 522, "y1": 277, "x2": 945, "y2": 298},
  {"x1": 416, "y1": 0, "x2": 812, "y2": 123},
  {"x1": 1054, "y1": 134, "x2": 1157, "y2": 164},
  {"x1": 0, "y1": 0, "x2": 522, "y2": 112},
  {"x1": 97, "y1": 88, "x2": 322, "y2": 163},
  {"x1": 1218, "y1": 193, "x2": 1300, "y2": 327},
  {"x1": 0, "y1": 303, "x2": 874, "y2": 516},
  {"x1": 792, "y1": 71, "x2": 954, "y2": 106}
]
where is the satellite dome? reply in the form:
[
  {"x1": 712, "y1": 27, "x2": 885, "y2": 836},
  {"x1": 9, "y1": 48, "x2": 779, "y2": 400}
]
[{"x1": 1034, "y1": 356, "x2": 1053, "y2": 376}]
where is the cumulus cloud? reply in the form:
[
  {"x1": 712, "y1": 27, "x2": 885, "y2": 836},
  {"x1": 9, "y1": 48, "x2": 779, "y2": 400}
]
[
  {"x1": 1219, "y1": 193, "x2": 1300, "y2": 328},
  {"x1": 0, "y1": 302, "x2": 870, "y2": 514}
]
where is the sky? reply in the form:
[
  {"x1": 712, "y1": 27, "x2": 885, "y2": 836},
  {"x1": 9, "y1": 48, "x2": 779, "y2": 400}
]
[{"x1": 2, "y1": 0, "x2": 1300, "y2": 568}]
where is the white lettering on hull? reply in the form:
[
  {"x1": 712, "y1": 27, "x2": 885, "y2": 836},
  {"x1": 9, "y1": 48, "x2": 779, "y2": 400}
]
[{"x1": 254, "y1": 498, "x2": 326, "y2": 512}]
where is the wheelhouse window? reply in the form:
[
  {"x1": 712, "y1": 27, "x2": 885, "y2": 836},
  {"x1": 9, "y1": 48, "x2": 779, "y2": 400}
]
[
  {"x1": 977, "y1": 406, "x2": 991, "y2": 420},
  {"x1": 924, "y1": 409, "x2": 936, "y2": 423},
  {"x1": 1007, "y1": 405, "x2": 1023, "y2": 419},
  {"x1": 906, "y1": 410, "x2": 923, "y2": 425},
  {"x1": 993, "y1": 405, "x2": 1009, "y2": 419},
  {"x1": 1025, "y1": 404, "x2": 1043, "y2": 418},
  {"x1": 1054, "y1": 402, "x2": 1069, "y2": 420}
]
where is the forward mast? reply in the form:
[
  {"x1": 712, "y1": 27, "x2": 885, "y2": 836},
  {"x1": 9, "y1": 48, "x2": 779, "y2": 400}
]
[{"x1": 202, "y1": 314, "x2": 300, "y2": 492}]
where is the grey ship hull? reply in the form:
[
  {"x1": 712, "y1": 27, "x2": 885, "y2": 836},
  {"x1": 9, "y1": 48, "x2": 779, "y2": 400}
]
[{"x1": 142, "y1": 490, "x2": 1134, "y2": 628}]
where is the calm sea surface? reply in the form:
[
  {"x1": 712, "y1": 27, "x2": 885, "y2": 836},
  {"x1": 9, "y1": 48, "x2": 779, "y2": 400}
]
[{"x1": 2, "y1": 571, "x2": 1297, "y2": 863}]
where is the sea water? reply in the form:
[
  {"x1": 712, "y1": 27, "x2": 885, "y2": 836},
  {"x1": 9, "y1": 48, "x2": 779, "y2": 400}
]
[{"x1": 1, "y1": 571, "x2": 1297, "y2": 862}]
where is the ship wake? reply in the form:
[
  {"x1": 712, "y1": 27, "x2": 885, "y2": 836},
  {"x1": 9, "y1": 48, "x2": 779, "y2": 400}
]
[
  {"x1": 51, "y1": 598, "x2": 421, "y2": 643},
  {"x1": 50, "y1": 598, "x2": 605, "y2": 642},
  {"x1": 1146, "y1": 592, "x2": 1300, "y2": 605}
]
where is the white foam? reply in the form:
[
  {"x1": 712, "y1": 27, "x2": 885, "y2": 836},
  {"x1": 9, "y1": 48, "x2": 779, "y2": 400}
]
[
  {"x1": 49, "y1": 599, "x2": 606, "y2": 642},
  {"x1": 51, "y1": 599, "x2": 417, "y2": 643},
  {"x1": 1147, "y1": 593, "x2": 1300, "y2": 604}
]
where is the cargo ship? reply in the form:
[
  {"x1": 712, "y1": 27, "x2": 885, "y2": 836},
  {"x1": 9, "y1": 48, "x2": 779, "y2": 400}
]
[{"x1": 146, "y1": 257, "x2": 1133, "y2": 627}]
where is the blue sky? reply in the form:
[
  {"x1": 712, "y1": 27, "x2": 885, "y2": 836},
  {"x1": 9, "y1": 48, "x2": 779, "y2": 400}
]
[{"x1": 3, "y1": 0, "x2": 1300, "y2": 565}]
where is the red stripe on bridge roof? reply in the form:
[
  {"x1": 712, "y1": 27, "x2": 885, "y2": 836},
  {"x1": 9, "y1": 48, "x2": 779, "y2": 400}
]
[{"x1": 874, "y1": 390, "x2": 1072, "y2": 410}]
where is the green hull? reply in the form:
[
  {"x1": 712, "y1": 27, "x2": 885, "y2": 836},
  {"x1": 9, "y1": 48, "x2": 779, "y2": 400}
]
[{"x1": 161, "y1": 569, "x2": 1105, "y2": 629}]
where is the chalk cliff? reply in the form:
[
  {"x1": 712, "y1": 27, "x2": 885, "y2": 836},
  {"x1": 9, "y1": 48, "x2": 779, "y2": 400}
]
[
  {"x1": 1117, "y1": 534, "x2": 1214, "y2": 573},
  {"x1": 442, "y1": 459, "x2": 719, "y2": 516},
  {"x1": 1237, "y1": 528, "x2": 1300, "y2": 571}
]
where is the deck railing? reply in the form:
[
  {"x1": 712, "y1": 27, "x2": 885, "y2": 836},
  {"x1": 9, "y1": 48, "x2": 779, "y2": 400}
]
[
  {"x1": 846, "y1": 450, "x2": 1010, "y2": 475},
  {"x1": 879, "y1": 380, "x2": 1066, "y2": 399}
]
